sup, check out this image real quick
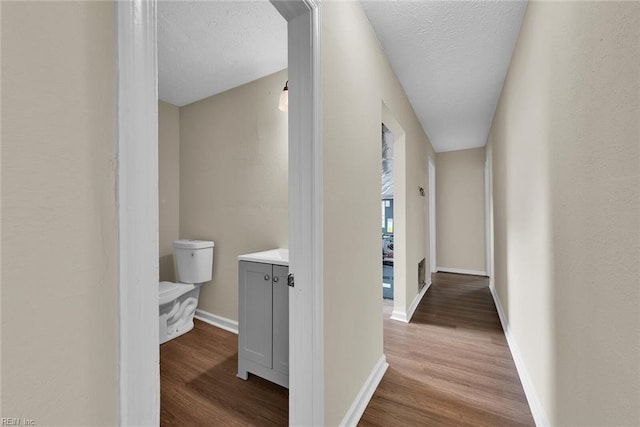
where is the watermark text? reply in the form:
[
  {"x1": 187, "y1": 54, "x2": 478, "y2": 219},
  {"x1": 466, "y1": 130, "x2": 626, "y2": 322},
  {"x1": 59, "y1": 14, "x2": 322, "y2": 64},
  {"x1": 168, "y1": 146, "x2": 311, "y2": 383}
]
[{"x1": 1, "y1": 418, "x2": 36, "y2": 426}]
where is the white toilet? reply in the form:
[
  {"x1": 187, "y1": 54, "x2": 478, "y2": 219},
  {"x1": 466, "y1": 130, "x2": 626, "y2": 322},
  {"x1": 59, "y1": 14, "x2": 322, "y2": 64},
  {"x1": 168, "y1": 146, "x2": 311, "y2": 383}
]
[{"x1": 159, "y1": 239, "x2": 214, "y2": 344}]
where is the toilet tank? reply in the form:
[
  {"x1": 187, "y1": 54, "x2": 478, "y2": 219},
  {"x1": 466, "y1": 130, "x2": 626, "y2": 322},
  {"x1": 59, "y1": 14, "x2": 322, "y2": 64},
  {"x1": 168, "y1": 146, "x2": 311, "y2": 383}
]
[{"x1": 173, "y1": 239, "x2": 214, "y2": 284}]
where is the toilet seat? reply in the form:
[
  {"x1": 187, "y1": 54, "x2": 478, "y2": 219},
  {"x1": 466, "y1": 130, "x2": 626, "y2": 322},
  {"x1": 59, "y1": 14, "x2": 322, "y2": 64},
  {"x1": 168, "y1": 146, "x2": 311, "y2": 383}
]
[{"x1": 159, "y1": 281, "x2": 198, "y2": 306}]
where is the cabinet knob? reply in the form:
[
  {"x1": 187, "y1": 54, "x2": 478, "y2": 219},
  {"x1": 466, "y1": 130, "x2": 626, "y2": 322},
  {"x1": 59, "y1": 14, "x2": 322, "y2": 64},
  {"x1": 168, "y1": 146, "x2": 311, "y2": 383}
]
[
  {"x1": 264, "y1": 275, "x2": 270, "y2": 281},
  {"x1": 273, "y1": 276, "x2": 279, "y2": 282}
]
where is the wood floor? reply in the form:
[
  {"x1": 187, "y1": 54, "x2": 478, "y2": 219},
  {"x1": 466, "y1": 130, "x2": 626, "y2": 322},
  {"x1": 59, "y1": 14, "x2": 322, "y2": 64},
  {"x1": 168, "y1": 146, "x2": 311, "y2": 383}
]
[
  {"x1": 359, "y1": 272, "x2": 535, "y2": 426},
  {"x1": 160, "y1": 272, "x2": 534, "y2": 426},
  {"x1": 160, "y1": 321, "x2": 288, "y2": 426}
]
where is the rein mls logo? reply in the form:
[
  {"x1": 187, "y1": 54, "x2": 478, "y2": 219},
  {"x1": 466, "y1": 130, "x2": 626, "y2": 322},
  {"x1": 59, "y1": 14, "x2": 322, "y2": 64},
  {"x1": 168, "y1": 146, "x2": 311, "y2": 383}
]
[{"x1": 1, "y1": 419, "x2": 36, "y2": 426}]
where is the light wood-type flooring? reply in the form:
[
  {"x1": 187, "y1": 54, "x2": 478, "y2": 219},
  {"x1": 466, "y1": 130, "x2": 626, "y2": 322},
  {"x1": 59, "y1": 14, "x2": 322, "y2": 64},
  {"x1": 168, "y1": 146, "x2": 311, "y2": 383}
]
[
  {"x1": 160, "y1": 272, "x2": 534, "y2": 426},
  {"x1": 360, "y1": 272, "x2": 535, "y2": 426}
]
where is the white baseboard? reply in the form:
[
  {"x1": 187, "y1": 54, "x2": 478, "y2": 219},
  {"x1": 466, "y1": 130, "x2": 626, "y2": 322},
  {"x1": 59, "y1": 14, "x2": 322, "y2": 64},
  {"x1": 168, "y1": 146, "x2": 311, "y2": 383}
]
[
  {"x1": 390, "y1": 280, "x2": 431, "y2": 323},
  {"x1": 489, "y1": 284, "x2": 550, "y2": 427},
  {"x1": 437, "y1": 266, "x2": 487, "y2": 277},
  {"x1": 339, "y1": 354, "x2": 389, "y2": 427},
  {"x1": 389, "y1": 308, "x2": 407, "y2": 322},
  {"x1": 194, "y1": 309, "x2": 238, "y2": 335}
]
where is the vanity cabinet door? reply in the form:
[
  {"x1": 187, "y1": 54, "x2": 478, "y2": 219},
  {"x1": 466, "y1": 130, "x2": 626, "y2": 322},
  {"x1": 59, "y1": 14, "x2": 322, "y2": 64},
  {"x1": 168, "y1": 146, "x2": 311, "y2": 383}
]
[
  {"x1": 272, "y1": 264, "x2": 289, "y2": 375},
  {"x1": 239, "y1": 261, "x2": 273, "y2": 369}
]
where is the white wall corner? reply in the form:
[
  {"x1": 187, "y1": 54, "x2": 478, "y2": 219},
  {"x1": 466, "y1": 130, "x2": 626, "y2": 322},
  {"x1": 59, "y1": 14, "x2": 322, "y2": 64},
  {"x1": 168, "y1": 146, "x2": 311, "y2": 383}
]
[
  {"x1": 390, "y1": 309, "x2": 409, "y2": 323},
  {"x1": 391, "y1": 280, "x2": 431, "y2": 323},
  {"x1": 194, "y1": 309, "x2": 239, "y2": 335},
  {"x1": 275, "y1": 2, "x2": 325, "y2": 426},
  {"x1": 339, "y1": 354, "x2": 389, "y2": 427},
  {"x1": 489, "y1": 284, "x2": 550, "y2": 427}
]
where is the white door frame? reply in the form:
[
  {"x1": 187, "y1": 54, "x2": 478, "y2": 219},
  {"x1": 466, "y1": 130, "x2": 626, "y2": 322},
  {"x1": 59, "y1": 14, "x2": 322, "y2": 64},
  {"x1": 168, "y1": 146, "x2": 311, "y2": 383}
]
[
  {"x1": 117, "y1": 1, "x2": 160, "y2": 424},
  {"x1": 117, "y1": 1, "x2": 324, "y2": 425},
  {"x1": 428, "y1": 158, "x2": 437, "y2": 273},
  {"x1": 484, "y1": 155, "x2": 493, "y2": 279},
  {"x1": 484, "y1": 157, "x2": 493, "y2": 277},
  {"x1": 269, "y1": 1, "x2": 324, "y2": 425}
]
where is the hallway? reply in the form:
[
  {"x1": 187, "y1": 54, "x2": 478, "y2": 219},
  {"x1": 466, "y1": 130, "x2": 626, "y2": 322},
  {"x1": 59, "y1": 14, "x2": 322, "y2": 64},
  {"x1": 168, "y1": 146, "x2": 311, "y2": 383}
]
[
  {"x1": 160, "y1": 272, "x2": 535, "y2": 426},
  {"x1": 360, "y1": 272, "x2": 535, "y2": 426}
]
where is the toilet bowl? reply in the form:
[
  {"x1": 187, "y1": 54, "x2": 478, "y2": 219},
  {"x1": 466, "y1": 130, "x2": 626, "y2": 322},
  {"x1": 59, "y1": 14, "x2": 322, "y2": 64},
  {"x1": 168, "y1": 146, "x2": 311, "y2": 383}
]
[
  {"x1": 159, "y1": 281, "x2": 201, "y2": 344},
  {"x1": 159, "y1": 239, "x2": 214, "y2": 344}
]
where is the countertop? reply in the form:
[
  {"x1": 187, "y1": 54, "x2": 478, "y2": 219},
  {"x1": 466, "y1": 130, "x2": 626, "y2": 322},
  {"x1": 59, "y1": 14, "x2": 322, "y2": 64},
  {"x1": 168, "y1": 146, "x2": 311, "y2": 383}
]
[{"x1": 238, "y1": 248, "x2": 289, "y2": 266}]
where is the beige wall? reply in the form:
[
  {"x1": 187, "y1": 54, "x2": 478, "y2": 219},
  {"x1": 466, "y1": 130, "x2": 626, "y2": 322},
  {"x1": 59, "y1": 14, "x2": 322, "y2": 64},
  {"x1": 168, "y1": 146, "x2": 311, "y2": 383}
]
[
  {"x1": 1, "y1": 1, "x2": 118, "y2": 424},
  {"x1": 322, "y1": 2, "x2": 435, "y2": 424},
  {"x1": 487, "y1": 1, "x2": 639, "y2": 424},
  {"x1": 158, "y1": 101, "x2": 180, "y2": 282},
  {"x1": 436, "y1": 147, "x2": 486, "y2": 273},
  {"x1": 179, "y1": 69, "x2": 288, "y2": 321}
]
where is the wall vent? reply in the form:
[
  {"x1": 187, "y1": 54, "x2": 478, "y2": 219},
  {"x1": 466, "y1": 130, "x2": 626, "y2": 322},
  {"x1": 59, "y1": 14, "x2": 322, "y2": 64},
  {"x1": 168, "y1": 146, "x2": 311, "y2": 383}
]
[{"x1": 418, "y1": 258, "x2": 426, "y2": 290}]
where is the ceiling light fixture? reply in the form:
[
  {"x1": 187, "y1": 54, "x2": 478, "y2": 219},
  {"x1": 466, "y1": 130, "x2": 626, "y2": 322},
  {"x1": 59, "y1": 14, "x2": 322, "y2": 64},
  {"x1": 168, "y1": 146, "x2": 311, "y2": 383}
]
[{"x1": 278, "y1": 81, "x2": 288, "y2": 112}]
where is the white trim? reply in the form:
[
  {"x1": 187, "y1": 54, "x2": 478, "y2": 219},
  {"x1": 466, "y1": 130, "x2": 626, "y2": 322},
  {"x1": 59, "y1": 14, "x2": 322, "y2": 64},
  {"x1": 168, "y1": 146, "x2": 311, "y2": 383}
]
[
  {"x1": 489, "y1": 284, "x2": 550, "y2": 427},
  {"x1": 484, "y1": 157, "x2": 492, "y2": 278},
  {"x1": 381, "y1": 104, "x2": 407, "y2": 330},
  {"x1": 117, "y1": 1, "x2": 160, "y2": 426},
  {"x1": 389, "y1": 310, "x2": 408, "y2": 323},
  {"x1": 194, "y1": 309, "x2": 238, "y2": 335},
  {"x1": 270, "y1": 1, "x2": 324, "y2": 425},
  {"x1": 437, "y1": 267, "x2": 487, "y2": 277},
  {"x1": 407, "y1": 280, "x2": 431, "y2": 321},
  {"x1": 310, "y1": 5, "x2": 324, "y2": 425},
  {"x1": 390, "y1": 280, "x2": 431, "y2": 323},
  {"x1": 428, "y1": 158, "x2": 437, "y2": 273},
  {"x1": 338, "y1": 355, "x2": 389, "y2": 427}
]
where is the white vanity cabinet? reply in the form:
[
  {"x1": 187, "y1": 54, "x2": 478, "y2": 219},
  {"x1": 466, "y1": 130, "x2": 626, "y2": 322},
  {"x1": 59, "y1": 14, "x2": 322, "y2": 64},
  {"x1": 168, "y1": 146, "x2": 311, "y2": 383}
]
[{"x1": 237, "y1": 249, "x2": 289, "y2": 388}]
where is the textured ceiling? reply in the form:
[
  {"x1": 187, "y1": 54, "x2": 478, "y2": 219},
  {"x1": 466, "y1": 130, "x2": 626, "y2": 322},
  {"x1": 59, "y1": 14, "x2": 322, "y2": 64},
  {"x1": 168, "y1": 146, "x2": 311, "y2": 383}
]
[
  {"x1": 362, "y1": 0, "x2": 527, "y2": 152},
  {"x1": 158, "y1": 1, "x2": 525, "y2": 149},
  {"x1": 158, "y1": 0, "x2": 287, "y2": 107}
]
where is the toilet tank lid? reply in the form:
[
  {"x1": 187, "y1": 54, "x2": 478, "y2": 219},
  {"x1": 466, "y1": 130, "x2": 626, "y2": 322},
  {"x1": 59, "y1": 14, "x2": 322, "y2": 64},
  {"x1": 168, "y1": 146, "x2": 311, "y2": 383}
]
[{"x1": 173, "y1": 239, "x2": 214, "y2": 249}]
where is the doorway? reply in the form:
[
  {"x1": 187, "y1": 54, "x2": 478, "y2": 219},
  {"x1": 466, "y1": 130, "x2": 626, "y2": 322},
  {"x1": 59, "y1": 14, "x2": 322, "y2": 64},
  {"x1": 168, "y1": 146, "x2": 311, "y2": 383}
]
[
  {"x1": 157, "y1": 1, "x2": 290, "y2": 422},
  {"x1": 116, "y1": 1, "x2": 323, "y2": 425},
  {"x1": 381, "y1": 124, "x2": 395, "y2": 301},
  {"x1": 380, "y1": 103, "x2": 412, "y2": 322}
]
